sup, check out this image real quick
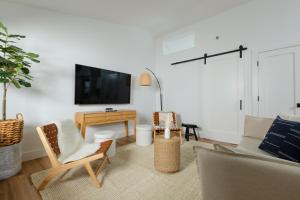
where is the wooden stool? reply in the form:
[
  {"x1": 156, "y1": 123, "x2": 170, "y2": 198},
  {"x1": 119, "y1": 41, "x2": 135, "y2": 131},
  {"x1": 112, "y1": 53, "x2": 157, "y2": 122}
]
[
  {"x1": 154, "y1": 135, "x2": 180, "y2": 173},
  {"x1": 182, "y1": 123, "x2": 199, "y2": 141}
]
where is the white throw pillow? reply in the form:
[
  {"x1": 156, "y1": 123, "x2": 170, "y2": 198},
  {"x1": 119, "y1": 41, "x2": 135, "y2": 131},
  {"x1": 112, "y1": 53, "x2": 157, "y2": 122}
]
[{"x1": 244, "y1": 115, "x2": 274, "y2": 140}]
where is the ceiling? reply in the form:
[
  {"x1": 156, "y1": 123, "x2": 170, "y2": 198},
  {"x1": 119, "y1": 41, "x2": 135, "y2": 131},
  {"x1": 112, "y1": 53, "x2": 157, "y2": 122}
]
[{"x1": 5, "y1": 0, "x2": 253, "y2": 36}]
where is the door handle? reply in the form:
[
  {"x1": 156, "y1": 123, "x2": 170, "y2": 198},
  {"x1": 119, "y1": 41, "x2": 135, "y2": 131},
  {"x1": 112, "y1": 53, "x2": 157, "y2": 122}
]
[
  {"x1": 240, "y1": 100, "x2": 242, "y2": 110},
  {"x1": 297, "y1": 103, "x2": 300, "y2": 108}
]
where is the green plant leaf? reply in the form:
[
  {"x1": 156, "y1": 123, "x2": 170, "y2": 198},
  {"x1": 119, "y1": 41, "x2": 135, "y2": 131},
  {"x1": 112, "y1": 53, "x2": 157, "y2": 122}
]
[
  {"x1": 32, "y1": 59, "x2": 40, "y2": 63},
  {"x1": 0, "y1": 72, "x2": 12, "y2": 78},
  {"x1": 27, "y1": 57, "x2": 40, "y2": 63},
  {"x1": 6, "y1": 45, "x2": 23, "y2": 52},
  {"x1": 26, "y1": 52, "x2": 39, "y2": 58},
  {"x1": 12, "y1": 79, "x2": 21, "y2": 88},
  {"x1": 22, "y1": 61, "x2": 32, "y2": 67},
  {"x1": 19, "y1": 74, "x2": 33, "y2": 80},
  {"x1": 8, "y1": 34, "x2": 25, "y2": 39},
  {"x1": 0, "y1": 32, "x2": 6, "y2": 37},
  {"x1": 0, "y1": 22, "x2": 8, "y2": 33},
  {"x1": 0, "y1": 78, "x2": 9, "y2": 83},
  {"x1": 18, "y1": 79, "x2": 31, "y2": 87},
  {"x1": 21, "y1": 67, "x2": 30, "y2": 74}
]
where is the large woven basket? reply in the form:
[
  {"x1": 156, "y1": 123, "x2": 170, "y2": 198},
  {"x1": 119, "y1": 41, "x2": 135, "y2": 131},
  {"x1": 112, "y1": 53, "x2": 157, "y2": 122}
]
[{"x1": 0, "y1": 114, "x2": 24, "y2": 146}]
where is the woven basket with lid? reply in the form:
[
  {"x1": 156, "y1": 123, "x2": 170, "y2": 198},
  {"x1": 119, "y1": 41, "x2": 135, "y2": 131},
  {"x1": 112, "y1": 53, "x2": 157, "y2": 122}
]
[{"x1": 0, "y1": 113, "x2": 24, "y2": 146}]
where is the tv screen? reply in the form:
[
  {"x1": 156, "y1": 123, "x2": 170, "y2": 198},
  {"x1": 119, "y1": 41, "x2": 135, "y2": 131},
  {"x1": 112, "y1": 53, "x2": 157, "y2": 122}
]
[{"x1": 75, "y1": 64, "x2": 131, "y2": 104}]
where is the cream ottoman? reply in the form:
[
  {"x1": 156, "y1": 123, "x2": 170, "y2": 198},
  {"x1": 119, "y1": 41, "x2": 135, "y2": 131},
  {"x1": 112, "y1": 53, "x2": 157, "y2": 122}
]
[
  {"x1": 136, "y1": 124, "x2": 152, "y2": 146},
  {"x1": 94, "y1": 131, "x2": 116, "y2": 157}
]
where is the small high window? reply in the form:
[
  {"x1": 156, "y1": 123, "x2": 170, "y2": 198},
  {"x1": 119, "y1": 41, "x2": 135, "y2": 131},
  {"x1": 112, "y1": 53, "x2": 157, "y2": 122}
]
[{"x1": 162, "y1": 32, "x2": 195, "y2": 55}]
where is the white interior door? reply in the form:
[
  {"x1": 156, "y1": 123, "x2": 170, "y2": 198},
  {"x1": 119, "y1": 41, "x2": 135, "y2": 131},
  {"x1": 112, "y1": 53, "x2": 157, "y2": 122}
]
[
  {"x1": 200, "y1": 53, "x2": 245, "y2": 142},
  {"x1": 258, "y1": 46, "x2": 300, "y2": 118}
]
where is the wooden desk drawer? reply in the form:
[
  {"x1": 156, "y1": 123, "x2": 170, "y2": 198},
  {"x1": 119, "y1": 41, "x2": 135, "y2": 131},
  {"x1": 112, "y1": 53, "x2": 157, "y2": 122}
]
[
  {"x1": 85, "y1": 116, "x2": 106, "y2": 124},
  {"x1": 106, "y1": 115, "x2": 122, "y2": 121},
  {"x1": 85, "y1": 113, "x2": 106, "y2": 118},
  {"x1": 122, "y1": 114, "x2": 136, "y2": 119},
  {"x1": 122, "y1": 111, "x2": 136, "y2": 115}
]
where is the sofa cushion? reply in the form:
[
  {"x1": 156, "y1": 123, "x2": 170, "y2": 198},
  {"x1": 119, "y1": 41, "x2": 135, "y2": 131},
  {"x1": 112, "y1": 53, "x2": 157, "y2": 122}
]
[
  {"x1": 279, "y1": 114, "x2": 300, "y2": 122},
  {"x1": 259, "y1": 116, "x2": 300, "y2": 163},
  {"x1": 237, "y1": 137, "x2": 273, "y2": 157},
  {"x1": 218, "y1": 137, "x2": 275, "y2": 159},
  {"x1": 244, "y1": 115, "x2": 274, "y2": 140},
  {"x1": 193, "y1": 145, "x2": 300, "y2": 200},
  {"x1": 216, "y1": 140, "x2": 298, "y2": 165}
]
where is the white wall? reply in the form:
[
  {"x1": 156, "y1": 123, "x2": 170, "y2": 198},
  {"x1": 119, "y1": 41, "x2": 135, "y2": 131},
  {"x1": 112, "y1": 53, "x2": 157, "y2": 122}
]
[
  {"x1": 0, "y1": 1, "x2": 156, "y2": 160},
  {"x1": 155, "y1": 0, "x2": 300, "y2": 143}
]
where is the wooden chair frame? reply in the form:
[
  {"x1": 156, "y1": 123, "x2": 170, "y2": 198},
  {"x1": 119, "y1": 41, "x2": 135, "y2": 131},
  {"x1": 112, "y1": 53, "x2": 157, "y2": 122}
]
[
  {"x1": 36, "y1": 124, "x2": 112, "y2": 191},
  {"x1": 152, "y1": 112, "x2": 183, "y2": 144}
]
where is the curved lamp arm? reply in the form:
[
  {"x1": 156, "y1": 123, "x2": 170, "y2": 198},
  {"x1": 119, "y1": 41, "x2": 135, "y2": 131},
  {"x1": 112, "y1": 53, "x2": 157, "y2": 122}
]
[{"x1": 145, "y1": 68, "x2": 163, "y2": 111}]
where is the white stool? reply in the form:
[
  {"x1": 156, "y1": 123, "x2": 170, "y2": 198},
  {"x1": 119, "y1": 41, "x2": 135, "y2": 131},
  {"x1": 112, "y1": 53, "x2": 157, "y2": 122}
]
[
  {"x1": 94, "y1": 131, "x2": 116, "y2": 157},
  {"x1": 136, "y1": 124, "x2": 152, "y2": 146}
]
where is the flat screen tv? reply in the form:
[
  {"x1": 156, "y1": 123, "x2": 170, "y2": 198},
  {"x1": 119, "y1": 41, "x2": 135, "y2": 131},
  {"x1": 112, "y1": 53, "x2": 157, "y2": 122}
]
[{"x1": 75, "y1": 64, "x2": 131, "y2": 104}]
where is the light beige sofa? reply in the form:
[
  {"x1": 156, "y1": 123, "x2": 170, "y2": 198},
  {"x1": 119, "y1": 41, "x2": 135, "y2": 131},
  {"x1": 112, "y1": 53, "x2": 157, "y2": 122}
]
[{"x1": 194, "y1": 115, "x2": 300, "y2": 200}]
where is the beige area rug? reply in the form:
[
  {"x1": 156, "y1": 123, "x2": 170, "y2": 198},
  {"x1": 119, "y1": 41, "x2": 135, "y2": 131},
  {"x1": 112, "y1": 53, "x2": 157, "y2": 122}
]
[{"x1": 31, "y1": 140, "x2": 205, "y2": 200}]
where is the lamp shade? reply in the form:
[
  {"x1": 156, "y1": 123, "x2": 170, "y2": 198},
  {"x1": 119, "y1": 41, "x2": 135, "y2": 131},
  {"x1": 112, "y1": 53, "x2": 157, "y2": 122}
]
[{"x1": 139, "y1": 71, "x2": 152, "y2": 86}]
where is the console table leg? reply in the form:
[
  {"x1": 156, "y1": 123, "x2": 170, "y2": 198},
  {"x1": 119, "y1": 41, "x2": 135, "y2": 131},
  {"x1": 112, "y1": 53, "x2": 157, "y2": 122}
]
[
  {"x1": 124, "y1": 121, "x2": 129, "y2": 137},
  {"x1": 133, "y1": 118, "x2": 136, "y2": 136},
  {"x1": 80, "y1": 125, "x2": 86, "y2": 139}
]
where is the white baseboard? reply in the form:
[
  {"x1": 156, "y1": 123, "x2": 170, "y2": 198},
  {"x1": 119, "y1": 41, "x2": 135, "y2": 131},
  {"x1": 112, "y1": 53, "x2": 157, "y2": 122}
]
[{"x1": 22, "y1": 148, "x2": 47, "y2": 162}]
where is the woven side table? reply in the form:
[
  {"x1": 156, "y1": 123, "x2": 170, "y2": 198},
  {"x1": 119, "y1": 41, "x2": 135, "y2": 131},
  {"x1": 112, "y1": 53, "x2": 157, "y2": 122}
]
[{"x1": 154, "y1": 135, "x2": 180, "y2": 173}]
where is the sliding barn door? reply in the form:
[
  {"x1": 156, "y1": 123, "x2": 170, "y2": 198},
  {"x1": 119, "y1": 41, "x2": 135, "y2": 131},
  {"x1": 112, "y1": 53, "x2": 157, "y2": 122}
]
[
  {"x1": 258, "y1": 46, "x2": 300, "y2": 118},
  {"x1": 200, "y1": 53, "x2": 246, "y2": 142}
]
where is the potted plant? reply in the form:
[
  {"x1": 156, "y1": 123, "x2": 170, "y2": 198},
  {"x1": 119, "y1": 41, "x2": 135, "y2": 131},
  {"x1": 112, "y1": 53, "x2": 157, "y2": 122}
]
[{"x1": 0, "y1": 21, "x2": 40, "y2": 179}]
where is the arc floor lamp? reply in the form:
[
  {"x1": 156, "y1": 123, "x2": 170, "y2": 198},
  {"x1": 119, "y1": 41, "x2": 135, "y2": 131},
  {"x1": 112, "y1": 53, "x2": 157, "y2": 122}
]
[{"x1": 139, "y1": 68, "x2": 163, "y2": 111}]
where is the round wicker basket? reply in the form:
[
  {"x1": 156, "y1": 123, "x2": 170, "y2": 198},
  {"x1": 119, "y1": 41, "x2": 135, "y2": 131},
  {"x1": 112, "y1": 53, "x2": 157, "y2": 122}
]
[
  {"x1": 0, "y1": 114, "x2": 24, "y2": 146},
  {"x1": 154, "y1": 135, "x2": 180, "y2": 173}
]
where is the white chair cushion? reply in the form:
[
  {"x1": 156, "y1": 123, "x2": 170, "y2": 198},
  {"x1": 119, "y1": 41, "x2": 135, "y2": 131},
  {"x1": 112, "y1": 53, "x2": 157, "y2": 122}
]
[
  {"x1": 54, "y1": 120, "x2": 100, "y2": 164},
  {"x1": 159, "y1": 112, "x2": 173, "y2": 128},
  {"x1": 60, "y1": 143, "x2": 101, "y2": 164}
]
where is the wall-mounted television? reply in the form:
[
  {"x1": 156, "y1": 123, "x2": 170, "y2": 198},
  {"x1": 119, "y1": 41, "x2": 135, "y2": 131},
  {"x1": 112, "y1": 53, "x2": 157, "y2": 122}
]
[{"x1": 75, "y1": 64, "x2": 131, "y2": 104}]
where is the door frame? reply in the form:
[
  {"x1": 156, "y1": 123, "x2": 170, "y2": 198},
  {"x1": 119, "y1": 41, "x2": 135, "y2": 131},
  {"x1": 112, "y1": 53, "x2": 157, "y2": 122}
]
[{"x1": 252, "y1": 44, "x2": 300, "y2": 117}]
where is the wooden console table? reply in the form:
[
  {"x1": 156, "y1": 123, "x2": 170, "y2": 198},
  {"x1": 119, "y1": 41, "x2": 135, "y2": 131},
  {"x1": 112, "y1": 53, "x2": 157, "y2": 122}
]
[{"x1": 75, "y1": 110, "x2": 136, "y2": 138}]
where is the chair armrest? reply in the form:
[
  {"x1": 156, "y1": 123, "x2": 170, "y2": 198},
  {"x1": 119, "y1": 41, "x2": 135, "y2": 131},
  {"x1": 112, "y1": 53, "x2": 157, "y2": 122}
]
[{"x1": 95, "y1": 140, "x2": 112, "y2": 154}]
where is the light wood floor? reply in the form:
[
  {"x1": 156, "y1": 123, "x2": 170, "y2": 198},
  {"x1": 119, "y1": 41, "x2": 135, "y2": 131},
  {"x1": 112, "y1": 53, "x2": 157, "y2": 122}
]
[{"x1": 0, "y1": 136, "x2": 235, "y2": 200}]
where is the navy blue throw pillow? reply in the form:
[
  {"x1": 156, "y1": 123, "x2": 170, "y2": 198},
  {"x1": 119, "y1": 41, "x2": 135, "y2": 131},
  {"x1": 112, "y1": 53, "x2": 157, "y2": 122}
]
[{"x1": 259, "y1": 116, "x2": 300, "y2": 163}]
